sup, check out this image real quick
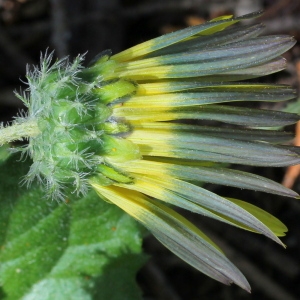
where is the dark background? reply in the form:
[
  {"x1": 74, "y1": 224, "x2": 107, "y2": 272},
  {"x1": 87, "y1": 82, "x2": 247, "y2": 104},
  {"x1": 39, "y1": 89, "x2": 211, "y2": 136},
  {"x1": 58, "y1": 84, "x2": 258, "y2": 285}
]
[{"x1": 0, "y1": 0, "x2": 300, "y2": 299}]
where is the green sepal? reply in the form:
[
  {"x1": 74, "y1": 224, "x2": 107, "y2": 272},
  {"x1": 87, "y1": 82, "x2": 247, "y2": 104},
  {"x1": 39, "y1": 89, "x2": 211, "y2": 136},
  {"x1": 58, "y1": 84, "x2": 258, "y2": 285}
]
[
  {"x1": 66, "y1": 139, "x2": 102, "y2": 157},
  {"x1": 97, "y1": 164, "x2": 133, "y2": 184},
  {"x1": 52, "y1": 82, "x2": 78, "y2": 100},
  {"x1": 81, "y1": 50, "x2": 115, "y2": 82},
  {"x1": 88, "y1": 50, "x2": 112, "y2": 67},
  {"x1": 100, "y1": 121, "x2": 131, "y2": 134},
  {"x1": 93, "y1": 79, "x2": 137, "y2": 105},
  {"x1": 94, "y1": 104, "x2": 113, "y2": 124},
  {"x1": 89, "y1": 173, "x2": 114, "y2": 187},
  {"x1": 82, "y1": 59, "x2": 117, "y2": 82},
  {"x1": 101, "y1": 135, "x2": 141, "y2": 163}
]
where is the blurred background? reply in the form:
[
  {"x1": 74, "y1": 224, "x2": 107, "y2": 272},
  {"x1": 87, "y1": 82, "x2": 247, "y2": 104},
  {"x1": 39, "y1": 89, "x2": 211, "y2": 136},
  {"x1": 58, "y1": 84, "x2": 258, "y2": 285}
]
[{"x1": 0, "y1": 0, "x2": 300, "y2": 299}]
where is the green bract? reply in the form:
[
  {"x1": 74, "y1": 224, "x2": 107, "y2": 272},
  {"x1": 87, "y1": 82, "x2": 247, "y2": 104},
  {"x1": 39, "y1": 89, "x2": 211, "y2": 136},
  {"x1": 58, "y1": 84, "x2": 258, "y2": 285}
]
[{"x1": 15, "y1": 52, "x2": 139, "y2": 200}]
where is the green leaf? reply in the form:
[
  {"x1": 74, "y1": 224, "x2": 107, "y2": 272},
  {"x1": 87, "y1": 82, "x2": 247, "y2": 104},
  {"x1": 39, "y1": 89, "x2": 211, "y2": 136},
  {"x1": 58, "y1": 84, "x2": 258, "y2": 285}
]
[
  {"x1": 0, "y1": 145, "x2": 10, "y2": 165},
  {"x1": 0, "y1": 156, "x2": 146, "y2": 300}
]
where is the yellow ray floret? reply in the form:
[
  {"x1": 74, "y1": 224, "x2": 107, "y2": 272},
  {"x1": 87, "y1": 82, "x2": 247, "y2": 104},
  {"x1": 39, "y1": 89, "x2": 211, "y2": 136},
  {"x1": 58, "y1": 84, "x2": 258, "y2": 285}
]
[{"x1": 91, "y1": 182, "x2": 251, "y2": 291}]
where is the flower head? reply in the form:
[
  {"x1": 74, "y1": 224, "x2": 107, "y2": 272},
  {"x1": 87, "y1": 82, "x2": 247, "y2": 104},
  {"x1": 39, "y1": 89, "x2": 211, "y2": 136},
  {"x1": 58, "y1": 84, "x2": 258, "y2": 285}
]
[{"x1": 2, "y1": 11, "x2": 299, "y2": 291}]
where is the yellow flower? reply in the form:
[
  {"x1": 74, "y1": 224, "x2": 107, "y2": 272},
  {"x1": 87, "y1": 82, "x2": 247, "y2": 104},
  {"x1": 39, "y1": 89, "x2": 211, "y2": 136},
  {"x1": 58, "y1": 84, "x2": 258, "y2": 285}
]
[{"x1": 1, "y1": 11, "x2": 299, "y2": 291}]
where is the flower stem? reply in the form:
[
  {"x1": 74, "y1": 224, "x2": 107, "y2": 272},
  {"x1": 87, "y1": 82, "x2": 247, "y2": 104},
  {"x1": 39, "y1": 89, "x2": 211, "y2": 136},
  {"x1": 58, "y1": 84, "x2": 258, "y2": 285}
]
[{"x1": 0, "y1": 119, "x2": 40, "y2": 145}]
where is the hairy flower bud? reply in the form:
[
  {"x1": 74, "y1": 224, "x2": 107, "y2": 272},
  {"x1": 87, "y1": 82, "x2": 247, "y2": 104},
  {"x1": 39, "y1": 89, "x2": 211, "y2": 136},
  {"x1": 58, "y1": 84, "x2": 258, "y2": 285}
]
[{"x1": 15, "y1": 52, "x2": 139, "y2": 200}]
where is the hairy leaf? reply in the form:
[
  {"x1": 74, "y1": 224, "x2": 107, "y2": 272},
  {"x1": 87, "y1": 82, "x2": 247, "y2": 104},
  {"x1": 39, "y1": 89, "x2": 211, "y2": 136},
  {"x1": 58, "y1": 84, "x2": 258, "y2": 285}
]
[{"x1": 0, "y1": 156, "x2": 145, "y2": 300}]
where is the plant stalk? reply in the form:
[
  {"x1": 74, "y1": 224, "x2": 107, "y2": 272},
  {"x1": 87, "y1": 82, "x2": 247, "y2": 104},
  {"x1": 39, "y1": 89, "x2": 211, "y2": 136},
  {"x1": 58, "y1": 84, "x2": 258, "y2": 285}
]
[{"x1": 0, "y1": 119, "x2": 40, "y2": 145}]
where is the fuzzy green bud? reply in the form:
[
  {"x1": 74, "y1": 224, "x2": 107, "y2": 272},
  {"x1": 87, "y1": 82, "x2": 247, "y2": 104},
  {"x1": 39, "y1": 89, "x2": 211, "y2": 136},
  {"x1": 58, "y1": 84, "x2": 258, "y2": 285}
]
[{"x1": 7, "y1": 51, "x2": 139, "y2": 200}]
